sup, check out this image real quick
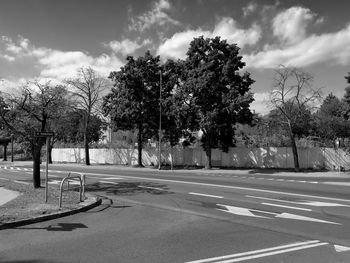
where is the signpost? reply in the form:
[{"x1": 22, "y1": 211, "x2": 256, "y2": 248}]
[{"x1": 35, "y1": 131, "x2": 54, "y2": 203}]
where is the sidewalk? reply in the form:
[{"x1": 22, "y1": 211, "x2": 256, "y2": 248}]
[{"x1": 0, "y1": 187, "x2": 20, "y2": 206}]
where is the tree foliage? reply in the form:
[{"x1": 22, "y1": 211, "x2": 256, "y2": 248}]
[
  {"x1": 180, "y1": 36, "x2": 255, "y2": 168},
  {"x1": 103, "y1": 51, "x2": 160, "y2": 166},
  {"x1": 0, "y1": 81, "x2": 68, "y2": 187}
]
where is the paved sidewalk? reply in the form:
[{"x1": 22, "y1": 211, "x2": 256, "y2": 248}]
[{"x1": 0, "y1": 187, "x2": 20, "y2": 206}]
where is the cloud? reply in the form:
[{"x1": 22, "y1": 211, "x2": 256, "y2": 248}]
[
  {"x1": 245, "y1": 23, "x2": 350, "y2": 69},
  {"x1": 250, "y1": 92, "x2": 272, "y2": 115},
  {"x1": 106, "y1": 38, "x2": 151, "y2": 56},
  {"x1": 242, "y1": 2, "x2": 257, "y2": 17},
  {"x1": 272, "y1": 7, "x2": 316, "y2": 45},
  {"x1": 157, "y1": 17, "x2": 261, "y2": 60},
  {"x1": 129, "y1": 0, "x2": 180, "y2": 32},
  {"x1": 0, "y1": 36, "x2": 124, "y2": 81}
]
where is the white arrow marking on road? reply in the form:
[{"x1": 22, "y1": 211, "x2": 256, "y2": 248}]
[
  {"x1": 275, "y1": 212, "x2": 341, "y2": 225},
  {"x1": 217, "y1": 204, "x2": 341, "y2": 224},
  {"x1": 217, "y1": 204, "x2": 270, "y2": 219},
  {"x1": 247, "y1": 195, "x2": 350, "y2": 207},
  {"x1": 334, "y1": 245, "x2": 350, "y2": 252}
]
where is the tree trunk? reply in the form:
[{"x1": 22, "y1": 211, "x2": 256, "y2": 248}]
[
  {"x1": 32, "y1": 146, "x2": 42, "y2": 188},
  {"x1": 205, "y1": 138, "x2": 212, "y2": 169},
  {"x1": 3, "y1": 144, "x2": 7, "y2": 161},
  {"x1": 289, "y1": 129, "x2": 300, "y2": 172},
  {"x1": 84, "y1": 131, "x2": 90, "y2": 165},
  {"x1": 137, "y1": 123, "x2": 143, "y2": 167},
  {"x1": 84, "y1": 114, "x2": 90, "y2": 165}
]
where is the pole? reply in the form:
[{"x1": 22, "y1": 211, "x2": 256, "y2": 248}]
[
  {"x1": 158, "y1": 70, "x2": 162, "y2": 170},
  {"x1": 45, "y1": 137, "x2": 49, "y2": 203}
]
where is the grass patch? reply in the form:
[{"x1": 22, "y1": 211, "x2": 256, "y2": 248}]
[{"x1": 0, "y1": 179, "x2": 82, "y2": 224}]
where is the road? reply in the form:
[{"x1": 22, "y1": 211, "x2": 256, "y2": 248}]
[{"x1": 1, "y1": 164, "x2": 350, "y2": 262}]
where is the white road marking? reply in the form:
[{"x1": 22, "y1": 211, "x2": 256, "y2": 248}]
[
  {"x1": 189, "y1": 192, "x2": 223, "y2": 199},
  {"x1": 246, "y1": 195, "x2": 350, "y2": 207},
  {"x1": 217, "y1": 204, "x2": 341, "y2": 224},
  {"x1": 218, "y1": 242, "x2": 329, "y2": 263},
  {"x1": 185, "y1": 240, "x2": 324, "y2": 263},
  {"x1": 334, "y1": 245, "x2": 350, "y2": 252},
  {"x1": 276, "y1": 212, "x2": 341, "y2": 225},
  {"x1": 322, "y1": 182, "x2": 350, "y2": 186},
  {"x1": 217, "y1": 204, "x2": 270, "y2": 219},
  {"x1": 262, "y1": 202, "x2": 312, "y2": 211}
]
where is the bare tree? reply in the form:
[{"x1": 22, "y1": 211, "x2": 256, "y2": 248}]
[
  {"x1": 270, "y1": 66, "x2": 321, "y2": 171},
  {"x1": 65, "y1": 67, "x2": 109, "y2": 165},
  {"x1": 0, "y1": 80, "x2": 68, "y2": 187}
]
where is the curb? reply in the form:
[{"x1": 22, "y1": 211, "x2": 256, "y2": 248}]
[{"x1": 0, "y1": 195, "x2": 102, "y2": 230}]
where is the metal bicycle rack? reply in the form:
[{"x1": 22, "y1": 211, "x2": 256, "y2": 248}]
[{"x1": 59, "y1": 172, "x2": 86, "y2": 208}]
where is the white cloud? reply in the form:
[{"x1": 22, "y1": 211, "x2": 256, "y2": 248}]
[
  {"x1": 245, "y1": 23, "x2": 350, "y2": 68},
  {"x1": 106, "y1": 38, "x2": 151, "y2": 56},
  {"x1": 250, "y1": 92, "x2": 272, "y2": 115},
  {"x1": 157, "y1": 17, "x2": 261, "y2": 60},
  {"x1": 0, "y1": 36, "x2": 124, "y2": 81},
  {"x1": 272, "y1": 7, "x2": 316, "y2": 45},
  {"x1": 242, "y1": 2, "x2": 257, "y2": 17},
  {"x1": 129, "y1": 0, "x2": 180, "y2": 32}
]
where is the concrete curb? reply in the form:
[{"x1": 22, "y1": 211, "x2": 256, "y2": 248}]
[{"x1": 0, "y1": 194, "x2": 102, "y2": 230}]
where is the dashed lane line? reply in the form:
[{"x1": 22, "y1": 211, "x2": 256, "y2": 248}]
[{"x1": 189, "y1": 192, "x2": 224, "y2": 199}]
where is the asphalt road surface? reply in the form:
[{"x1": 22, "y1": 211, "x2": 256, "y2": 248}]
[{"x1": 1, "y1": 164, "x2": 350, "y2": 262}]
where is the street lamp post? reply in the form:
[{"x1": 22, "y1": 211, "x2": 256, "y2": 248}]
[{"x1": 158, "y1": 70, "x2": 162, "y2": 170}]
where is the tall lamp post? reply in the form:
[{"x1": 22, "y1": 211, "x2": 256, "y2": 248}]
[
  {"x1": 11, "y1": 134, "x2": 14, "y2": 162},
  {"x1": 158, "y1": 70, "x2": 162, "y2": 170}
]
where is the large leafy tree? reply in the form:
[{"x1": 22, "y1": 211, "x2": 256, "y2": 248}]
[
  {"x1": 0, "y1": 81, "x2": 68, "y2": 187},
  {"x1": 270, "y1": 66, "x2": 321, "y2": 171},
  {"x1": 181, "y1": 36, "x2": 255, "y2": 168},
  {"x1": 103, "y1": 51, "x2": 160, "y2": 166}
]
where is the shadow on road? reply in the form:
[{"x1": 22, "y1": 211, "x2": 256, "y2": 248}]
[
  {"x1": 15, "y1": 223, "x2": 88, "y2": 232},
  {"x1": 85, "y1": 181, "x2": 173, "y2": 196},
  {"x1": 0, "y1": 260, "x2": 56, "y2": 263}
]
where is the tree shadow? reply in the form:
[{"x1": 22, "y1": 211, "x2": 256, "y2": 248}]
[
  {"x1": 85, "y1": 181, "x2": 173, "y2": 196},
  {"x1": 15, "y1": 223, "x2": 88, "y2": 232}
]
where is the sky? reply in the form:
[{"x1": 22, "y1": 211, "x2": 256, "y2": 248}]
[{"x1": 0, "y1": 0, "x2": 349, "y2": 115}]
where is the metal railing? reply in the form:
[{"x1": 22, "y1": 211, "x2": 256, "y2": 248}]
[{"x1": 59, "y1": 172, "x2": 86, "y2": 208}]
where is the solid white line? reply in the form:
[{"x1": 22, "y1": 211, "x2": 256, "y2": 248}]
[
  {"x1": 70, "y1": 171, "x2": 350, "y2": 203},
  {"x1": 185, "y1": 240, "x2": 321, "y2": 263},
  {"x1": 219, "y1": 242, "x2": 328, "y2": 263},
  {"x1": 189, "y1": 192, "x2": 224, "y2": 199},
  {"x1": 262, "y1": 202, "x2": 312, "y2": 211},
  {"x1": 99, "y1": 180, "x2": 119, "y2": 185}
]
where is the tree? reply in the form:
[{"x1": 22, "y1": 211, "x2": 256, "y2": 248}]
[
  {"x1": 315, "y1": 93, "x2": 348, "y2": 142},
  {"x1": 47, "y1": 109, "x2": 105, "y2": 163},
  {"x1": 65, "y1": 67, "x2": 109, "y2": 165},
  {"x1": 180, "y1": 36, "x2": 255, "y2": 168},
  {"x1": 270, "y1": 66, "x2": 321, "y2": 171},
  {"x1": 103, "y1": 51, "x2": 161, "y2": 167},
  {"x1": 0, "y1": 81, "x2": 68, "y2": 187}
]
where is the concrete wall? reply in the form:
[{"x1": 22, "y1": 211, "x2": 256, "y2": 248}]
[{"x1": 52, "y1": 147, "x2": 350, "y2": 170}]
